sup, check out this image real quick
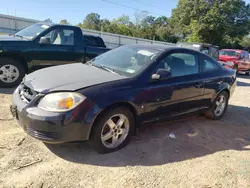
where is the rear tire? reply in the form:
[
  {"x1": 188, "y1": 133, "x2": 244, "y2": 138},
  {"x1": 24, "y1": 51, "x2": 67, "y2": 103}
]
[
  {"x1": 90, "y1": 107, "x2": 135, "y2": 154},
  {"x1": 246, "y1": 70, "x2": 250, "y2": 75},
  {"x1": 204, "y1": 91, "x2": 229, "y2": 120},
  {"x1": 0, "y1": 58, "x2": 25, "y2": 88}
]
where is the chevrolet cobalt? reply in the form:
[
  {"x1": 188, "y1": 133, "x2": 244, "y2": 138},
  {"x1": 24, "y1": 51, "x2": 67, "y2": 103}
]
[{"x1": 11, "y1": 45, "x2": 237, "y2": 153}]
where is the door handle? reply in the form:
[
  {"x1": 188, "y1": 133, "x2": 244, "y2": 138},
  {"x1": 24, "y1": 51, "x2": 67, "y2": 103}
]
[
  {"x1": 67, "y1": 48, "x2": 75, "y2": 52},
  {"x1": 194, "y1": 82, "x2": 203, "y2": 88}
]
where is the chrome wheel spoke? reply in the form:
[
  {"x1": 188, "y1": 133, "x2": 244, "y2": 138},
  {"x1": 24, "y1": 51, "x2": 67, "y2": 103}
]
[
  {"x1": 0, "y1": 66, "x2": 7, "y2": 72},
  {"x1": 214, "y1": 95, "x2": 226, "y2": 116},
  {"x1": 102, "y1": 131, "x2": 112, "y2": 141},
  {"x1": 0, "y1": 65, "x2": 19, "y2": 83},
  {"x1": 106, "y1": 119, "x2": 116, "y2": 129},
  {"x1": 101, "y1": 114, "x2": 130, "y2": 149},
  {"x1": 6, "y1": 77, "x2": 13, "y2": 82},
  {"x1": 219, "y1": 96, "x2": 224, "y2": 103},
  {"x1": 119, "y1": 128, "x2": 128, "y2": 135},
  {"x1": 116, "y1": 116, "x2": 125, "y2": 127},
  {"x1": 111, "y1": 136, "x2": 118, "y2": 146}
]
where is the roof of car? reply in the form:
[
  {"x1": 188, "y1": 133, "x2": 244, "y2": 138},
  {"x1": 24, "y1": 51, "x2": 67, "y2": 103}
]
[
  {"x1": 177, "y1": 42, "x2": 219, "y2": 48},
  {"x1": 221, "y1": 49, "x2": 244, "y2": 53},
  {"x1": 124, "y1": 44, "x2": 205, "y2": 53},
  {"x1": 36, "y1": 22, "x2": 80, "y2": 29}
]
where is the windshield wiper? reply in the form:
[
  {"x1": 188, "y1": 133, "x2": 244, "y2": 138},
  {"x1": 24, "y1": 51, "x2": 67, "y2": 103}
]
[
  {"x1": 14, "y1": 34, "x2": 29, "y2": 40},
  {"x1": 88, "y1": 62, "x2": 118, "y2": 74},
  {"x1": 100, "y1": 64, "x2": 118, "y2": 74}
]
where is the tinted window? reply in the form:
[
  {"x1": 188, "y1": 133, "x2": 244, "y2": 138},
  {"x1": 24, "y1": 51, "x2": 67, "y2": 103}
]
[
  {"x1": 240, "y1": 52, "x2": 244, "y2": 59},
  {"x1": 201, "y1": 56, "x2": 220, "y2": 72},
  {"x1": 15, "y1": 23, "x2": 50, "y2": 39},
  {"x1": 159, "y1": 52, "x2": 199, "y2": 77},
  {"x1": 201, "y1": 47, "x2": 209, "y2": 55},
  {"x1": 244, "y1": 51, "x2": 249, "y2": 59},
  {"x1": 91, "y1": 45, "x2": 163, "y2": 76},
  {"x1": 211, "y1": 47, "x2": 219, "y2": 60},
  {"x1": 219, "y1": 50, "x2": 240, "y2": 57},
  {"x1": 83, "y1": 35, "x2": 105, "y2": 47},
  {"x1": 42, "y1": 29, "x2": 74, "y2": 45}
]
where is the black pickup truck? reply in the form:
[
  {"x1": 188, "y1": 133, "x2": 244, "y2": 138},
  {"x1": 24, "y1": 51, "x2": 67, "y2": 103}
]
[
  {"x1": 0, "y1": 22, "x2": 110, "y2": 87},
  {"x1": 176, "y1": 42, "x2": 219, "y2": 60}
]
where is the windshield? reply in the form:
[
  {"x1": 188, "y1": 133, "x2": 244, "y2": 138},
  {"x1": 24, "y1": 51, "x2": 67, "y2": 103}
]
[
  {"x1": 15, "y1": 23, "x2": 50, "y2": 39},
  {"x1": 90, "y1": 45, "x2": 163, "y2": 76},
  {"x1": 219, "y1": 50, "x2": 240, "y2": 57}
]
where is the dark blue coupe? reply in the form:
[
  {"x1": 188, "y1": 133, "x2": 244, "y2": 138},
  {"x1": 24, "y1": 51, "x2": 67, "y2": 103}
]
[{"x1": 11, "y1": 44, "x2": 237, "y2": 153}]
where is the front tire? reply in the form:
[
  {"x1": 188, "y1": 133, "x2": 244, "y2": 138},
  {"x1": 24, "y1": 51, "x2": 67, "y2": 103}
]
[
  {"x1": 233, "y1": 64, "x2": 238, "y2": 72},
  {"x1": 91, "y1": 107, "x2": 135, "y2": 154},
  {"x1": 204, "y1": 91, "x2": 229, "y2": 120},
  {"x1": 0, "y1": 58, "x2": 25, "y2": 88}
]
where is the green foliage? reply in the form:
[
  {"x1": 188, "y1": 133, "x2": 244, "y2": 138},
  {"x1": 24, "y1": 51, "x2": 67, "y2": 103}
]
[
  {"x1": 60, "y1": 19, "x2": 70, "y2": 25},
  {"x1": 240, "y1": 35, "x2": 250, "y2": 50},
  {"x1": 74, "y1": 1, "x2": 250, "y2": 48},
  {"x1": 171, "y1": 0, "x2": 250, "y2": 47}
]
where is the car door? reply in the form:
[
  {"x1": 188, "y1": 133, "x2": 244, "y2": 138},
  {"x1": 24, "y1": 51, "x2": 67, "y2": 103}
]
[
  {"x1": 31, "y1": 27, "x2": 77, "y2": 68},
  {"x1": 199, "y1": 54, "x2": 225, "y2": 108},
  {"x1": 142, "y1": 49, "x2": 204, "y2": 123},
  {"x1": 244, "y1": 51, "x2": 250, "y2": 71},
  {"x1": 239, "y1": 51, "x2": 250, "y2": 71},
  {"x1": 237, "y1": 51, "x2": 246, "y2": 71}
]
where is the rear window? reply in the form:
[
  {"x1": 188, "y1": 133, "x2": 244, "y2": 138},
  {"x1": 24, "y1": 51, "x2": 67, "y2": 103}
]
[
  {"x1": 83, "y1": 35, "x2": 106, "y2": 47},
  {"x1": 219, "y1": 50, "x2": 240, "y2": 57}
]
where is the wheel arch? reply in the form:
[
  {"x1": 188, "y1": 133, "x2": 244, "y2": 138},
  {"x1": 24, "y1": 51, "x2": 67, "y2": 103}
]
[
  {"x1": 88, "y1": 102, "x2": 138, "y2": 139},
  {"x1": 0, "y1": 54, "x2": 28, "y2": 72},
  {"x1": 213, "y1": 88, "x2": 230, "y2": 103}
]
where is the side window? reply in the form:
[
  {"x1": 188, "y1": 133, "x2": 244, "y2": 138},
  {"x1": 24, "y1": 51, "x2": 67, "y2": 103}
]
[
  {"x1": 159, "y1": 52, "x2": 199, "y2": 77},
  {"x1": 201, "y1": 56, "x2": 220, "y2": 72},
  {"x1": 211, "y1": 47, "x2": 219, "y2": 60},
  {"x1": 201, "y1": 47, "x2": 209, "y2": 55},
  {"x1": 246, "y1": 51, "x2": 250, "y2": 59},
  {"x1": 42, "y1": 29, "x2": 74, "y2": 45},
  {"x1": 240, "y1": 52, "x2": 244, "y2": 59}
]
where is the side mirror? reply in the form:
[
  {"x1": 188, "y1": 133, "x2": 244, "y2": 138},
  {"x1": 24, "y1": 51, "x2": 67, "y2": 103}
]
[
  {"x1": 39, "y1": 37, "x2": 50, "y2": 44},
  {"x1": 151, "y1": 69, "x2": 172, "y2": 81}
]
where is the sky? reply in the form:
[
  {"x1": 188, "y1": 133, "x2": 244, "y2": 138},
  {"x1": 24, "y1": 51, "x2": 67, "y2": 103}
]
[{"x1": 0, "y1": 0, "x2": 179, "y2": 24}]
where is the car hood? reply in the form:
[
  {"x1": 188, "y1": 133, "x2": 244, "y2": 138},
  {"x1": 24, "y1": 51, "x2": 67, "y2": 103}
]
[
  {"x1": 0, "y1": 35, "x2": 28, "y2": 41},
  {"x1": 219, "y1": 55, "x2": 238, "y2": 62},
  {"x1": 23, "y1": 63, "x2": 128, "y2": 92}
]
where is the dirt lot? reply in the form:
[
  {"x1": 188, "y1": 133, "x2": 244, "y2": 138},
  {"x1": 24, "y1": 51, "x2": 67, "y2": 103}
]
[{"x1": 0, "y1": 75, "x2": 250, "y2": 188}]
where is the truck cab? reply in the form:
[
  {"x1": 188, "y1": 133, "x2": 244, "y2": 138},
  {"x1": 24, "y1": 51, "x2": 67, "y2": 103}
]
[
  {"x1": 176, "y1": 42, "x2": 219, "y2": 60},
  {"x1": 0, "y1": 22, "x2": 109, "y2": 88}
]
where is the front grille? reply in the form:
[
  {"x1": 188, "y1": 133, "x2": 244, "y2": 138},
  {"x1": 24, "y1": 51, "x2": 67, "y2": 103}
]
[
  {"x1": 19, "y1": 83, "x2": 38, "y2": 103},
  {"x1": 25, "y1": 126, "x2": 60, "y2": 140}
]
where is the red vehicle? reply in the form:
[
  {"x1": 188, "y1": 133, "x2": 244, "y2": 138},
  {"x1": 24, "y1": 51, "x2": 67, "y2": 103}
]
[{"x1": 219, "y1": 49, "x2": 250, "y2": 74}]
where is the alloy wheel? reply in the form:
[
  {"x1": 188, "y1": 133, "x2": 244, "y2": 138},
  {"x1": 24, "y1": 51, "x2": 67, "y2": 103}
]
[
  {"x1": 101, "y1": 114, "x2": 130, "y2": 149},
  {"x1": 214, "y1": 95, "x2": 226, "y2": 117},
  {"x1": 0, "y1": 64, "x2": 20, "y2": 83}
]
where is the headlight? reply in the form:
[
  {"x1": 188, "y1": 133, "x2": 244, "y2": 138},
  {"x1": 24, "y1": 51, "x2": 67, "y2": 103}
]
[
  {"x1": 227, "y1": 61, "x2": 234, "y2": 66},
  {"x1": 37, "y1": 92, "x2": 86, "y2": 112}
]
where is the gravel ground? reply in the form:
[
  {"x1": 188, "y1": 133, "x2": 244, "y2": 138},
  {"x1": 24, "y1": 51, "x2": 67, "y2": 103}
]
[{"x1": 0, "y1": 75, "x2": 250, "y2": 188}]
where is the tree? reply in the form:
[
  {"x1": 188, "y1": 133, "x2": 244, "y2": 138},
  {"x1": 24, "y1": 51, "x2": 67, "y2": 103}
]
[
  {"x1": 240, "y1": 35, "x2": 250, "y2": 50},
  {"x1": 60, "y1": 19, "x2": 70, "y2": 25},
  {"x1": 134, "y1": 10, "x2": 149, "y2": 26},
  {"x1": 170, "y1": 0, "x2": 250, "y2": 47},
  {"x1": 82, "y1": 13, "x2": 101, "y2": 30},
  {"x1": 113, "y1": 15, "x2": 130, "y2": 25}
]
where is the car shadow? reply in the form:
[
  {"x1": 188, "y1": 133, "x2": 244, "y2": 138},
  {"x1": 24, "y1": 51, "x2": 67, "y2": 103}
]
[
  {"x1": 46, "y1": 104, "x2": 250, "y2": 167},
  {"x1": 237, "y1": 80, "x2": 250, "y2": 87},
  {"x1": 0, "y1": 88, "x2": 15, "y2": 94},
  {"x1": 237, "y1": 73, "x2": 250, "y2": 79}
]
